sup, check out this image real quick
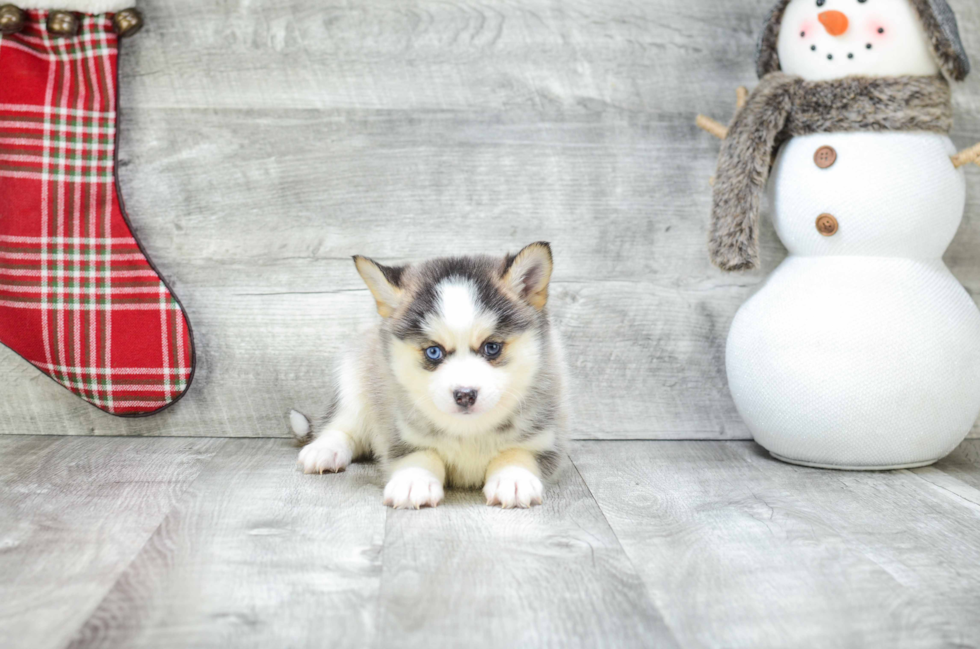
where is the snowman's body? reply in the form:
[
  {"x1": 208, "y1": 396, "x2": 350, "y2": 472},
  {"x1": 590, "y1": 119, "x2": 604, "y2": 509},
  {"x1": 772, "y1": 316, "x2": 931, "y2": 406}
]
[
  {"x1": 728, "y1": 131, "x2": 980, "y2": 468},
  {"x1": 717, "y1": 0, "x2": 978, "y2": 467}
]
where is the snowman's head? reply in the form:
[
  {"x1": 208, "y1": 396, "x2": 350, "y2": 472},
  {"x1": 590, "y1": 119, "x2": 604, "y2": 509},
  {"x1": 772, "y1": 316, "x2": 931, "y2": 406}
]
[
  {"x1": 778, "y1": 0, "x2": 937, "y2": 80},
  {"x1": 756, "y1": 0, "x2": 970, "y2": 81}
]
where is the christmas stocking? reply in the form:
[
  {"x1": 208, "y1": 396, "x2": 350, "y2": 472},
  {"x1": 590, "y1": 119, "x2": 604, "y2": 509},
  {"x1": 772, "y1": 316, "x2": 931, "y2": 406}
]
[{"x1": 0, "y1": 3, "x2": 194, "y2": 416}]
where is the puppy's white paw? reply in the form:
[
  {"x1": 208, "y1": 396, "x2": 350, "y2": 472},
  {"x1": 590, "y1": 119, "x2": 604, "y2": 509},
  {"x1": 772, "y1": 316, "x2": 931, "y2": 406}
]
[
  {"x1": 297, "y1": 431, "x2": 353, "y2": 474},
  {"x1": 484, "y1": 466, "x2": 543, "y2": 509},
  {"x1": 383, "y1": 468, "x2": 444, "y2": 509}
]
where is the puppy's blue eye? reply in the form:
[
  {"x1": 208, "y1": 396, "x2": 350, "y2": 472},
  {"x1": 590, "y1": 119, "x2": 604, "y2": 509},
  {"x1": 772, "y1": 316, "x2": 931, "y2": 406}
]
[
  {"x1": 483, "y1": 342, "x2": 502, "y2": 358},
  {"x1": 425, "y1": 346, "x2": 444, "y2": 361}
]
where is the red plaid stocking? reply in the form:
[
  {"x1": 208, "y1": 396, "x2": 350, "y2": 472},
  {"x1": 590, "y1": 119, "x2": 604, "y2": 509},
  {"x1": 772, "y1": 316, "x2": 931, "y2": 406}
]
[{"x1": 0, "y1": 5, "x2": 194, "y2": 416}]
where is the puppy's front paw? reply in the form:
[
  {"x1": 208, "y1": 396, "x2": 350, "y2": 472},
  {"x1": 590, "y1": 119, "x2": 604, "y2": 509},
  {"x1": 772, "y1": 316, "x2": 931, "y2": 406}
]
[
  {"x1": 484, "y1": 466, "x2": 543, "y2": 509},
  {"x1": 383, "y1": 468, "x2": 444, "y2": 509},
  {"x1": 297, "y1": 432, "x2": 353, "y2": 474}
]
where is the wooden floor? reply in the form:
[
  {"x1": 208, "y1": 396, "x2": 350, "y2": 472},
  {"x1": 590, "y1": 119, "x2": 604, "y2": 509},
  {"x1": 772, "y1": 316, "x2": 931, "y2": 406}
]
[{"x1": 2, "y1": 436, "x2": 980, "y2": 648}]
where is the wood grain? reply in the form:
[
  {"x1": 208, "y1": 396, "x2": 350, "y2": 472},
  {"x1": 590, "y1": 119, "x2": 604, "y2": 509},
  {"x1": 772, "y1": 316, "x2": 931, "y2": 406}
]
[
  {"x1": 0, "y1": 436, "x2": 221, "y2": 649},
  {"x1": 65, "y1": 439, "x2": 387, "y2": 649},
  {"x1": 570, "y1": 439, "x2": 980, "y2": 648},
  {"x1": 375, "y1": 459, "x2": 676, "y2": 648},
  {"x1": 3, "y1": 436, "x2": 980, "y2": 646},
  {"x1": 1, "y1": 0, "x2": 980, "y2": 438}
]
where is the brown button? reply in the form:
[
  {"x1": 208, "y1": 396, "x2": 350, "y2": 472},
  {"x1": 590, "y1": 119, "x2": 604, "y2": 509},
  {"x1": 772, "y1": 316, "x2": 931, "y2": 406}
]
[
  {"x1": 47, "y1": 10, "x2": 79, "y2": 37},
  {"x1": 816, "y1": 213, "x2": 839, "y2": 236},
  {"x1": 0, "y1": 4, "x2": 26, "y2": 35},
  {"x1": 113, "y1": 8, "x2": 143, "y2": 38},
  {"x1": 814, "y1": 145, "x2": 837, "y2": 169}
]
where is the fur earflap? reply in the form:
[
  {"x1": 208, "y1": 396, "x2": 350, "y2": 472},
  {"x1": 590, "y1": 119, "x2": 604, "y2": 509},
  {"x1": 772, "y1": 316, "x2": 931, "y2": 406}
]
[
  {"x1": 755, "y1": 0, "x2": 792, "y2": 80},
  {"x1": 755, "y1": 0, "x2": 970, "y2": 81}
]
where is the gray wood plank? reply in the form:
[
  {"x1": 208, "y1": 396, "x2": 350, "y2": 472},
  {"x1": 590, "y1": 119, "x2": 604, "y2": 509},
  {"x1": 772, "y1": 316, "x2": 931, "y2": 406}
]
[
  {"x1": 375, "y1": 459, "x2": 676, "y2": 648},
  {"x1": 0, "y1": 435, "x2": 222, "y2": 649},
  {"x1": 65, "y1": 439, "x2": 387, "y2": 649},
  {"x1": 912, "y1": 439, "x2": 980, "y2": 500},
  {"x1": 1, "y1": 0, "x2": 980, "y2": 439},
  {"x1": 571, "y1": 439, "x2": 980, "y2": 648}
]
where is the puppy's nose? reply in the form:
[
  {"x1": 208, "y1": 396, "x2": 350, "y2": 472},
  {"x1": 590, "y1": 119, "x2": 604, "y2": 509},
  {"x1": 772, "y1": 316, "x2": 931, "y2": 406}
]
[
  {"x1": 818, "y1": 10, "x2": 848, "y2": 36},
  {"x1": 453, "y1": 388, "x2": 478, "y2": 408}
]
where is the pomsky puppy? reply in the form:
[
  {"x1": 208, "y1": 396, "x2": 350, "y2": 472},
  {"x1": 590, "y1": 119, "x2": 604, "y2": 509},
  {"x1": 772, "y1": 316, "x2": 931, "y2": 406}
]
[{"x1": 292, "y1": 242, "x2": 567, "y2": 509}]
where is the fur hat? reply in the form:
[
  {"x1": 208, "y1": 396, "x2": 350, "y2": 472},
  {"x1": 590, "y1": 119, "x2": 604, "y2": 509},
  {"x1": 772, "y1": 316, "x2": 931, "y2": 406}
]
[{"x1": 755, "y1": 0, "x2": 970, "y2": 81}]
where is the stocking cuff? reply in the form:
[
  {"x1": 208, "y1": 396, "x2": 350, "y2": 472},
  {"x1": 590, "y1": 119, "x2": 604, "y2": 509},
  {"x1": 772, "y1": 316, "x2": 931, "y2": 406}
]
[{"x1": 15, "y1": 1, "x2": 135, "y2": 12}]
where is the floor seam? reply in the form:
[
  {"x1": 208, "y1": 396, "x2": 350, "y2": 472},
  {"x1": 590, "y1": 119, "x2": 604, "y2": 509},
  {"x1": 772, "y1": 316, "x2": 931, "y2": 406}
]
[
  {"x1": 567, "y1": 454, "x2": 683, "y2": 647},
  {"x1": 56, "y1": 437, "x2": 231, "y2": 649}
]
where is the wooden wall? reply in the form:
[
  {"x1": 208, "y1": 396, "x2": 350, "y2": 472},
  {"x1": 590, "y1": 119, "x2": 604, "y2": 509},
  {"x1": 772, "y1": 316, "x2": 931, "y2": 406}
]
[{"x1": 2, "y1": 0, "x2": 980, "y2": 438}]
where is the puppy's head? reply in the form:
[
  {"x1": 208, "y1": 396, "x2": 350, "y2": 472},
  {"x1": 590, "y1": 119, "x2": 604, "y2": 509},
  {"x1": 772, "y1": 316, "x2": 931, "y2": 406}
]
[{"x1": 353, "y1": 242, "x2": 553, "y2": 435}]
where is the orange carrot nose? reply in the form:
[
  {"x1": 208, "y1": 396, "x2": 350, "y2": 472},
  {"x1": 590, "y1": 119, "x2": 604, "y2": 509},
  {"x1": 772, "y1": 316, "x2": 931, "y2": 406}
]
[{"x1": 818, "y1": 10, "x2": 849, "y2": 36}]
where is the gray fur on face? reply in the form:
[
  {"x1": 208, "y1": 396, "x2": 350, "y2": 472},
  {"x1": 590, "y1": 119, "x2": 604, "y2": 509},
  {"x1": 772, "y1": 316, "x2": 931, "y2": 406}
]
[
  {"x1": 756, "y1": 0, "x2": 970, "y2": 81},
  {"x1": 385, "y1": 255, "x2": 542, "y2": 342},
  {"x1": 710, "y1": 73, "x2": 952, "y2": 272}
]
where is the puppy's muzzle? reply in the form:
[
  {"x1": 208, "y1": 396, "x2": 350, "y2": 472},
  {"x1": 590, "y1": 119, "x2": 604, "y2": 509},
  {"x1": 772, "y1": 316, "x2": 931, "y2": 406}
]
[{"x1": 453, "y1": 388, "x2": 478, "y2": 409}]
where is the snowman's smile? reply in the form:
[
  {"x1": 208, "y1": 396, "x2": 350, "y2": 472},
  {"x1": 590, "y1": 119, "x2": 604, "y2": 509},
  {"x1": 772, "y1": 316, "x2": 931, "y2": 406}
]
[
  {"x1": 775, "y1": 0, "x2": 941, "y2": 81},
  {"x1": 798, "y1": 7, "x2": 884, "y2": 66},
  {"x1": 805, "y1": 39, "x2": 876, "y2": 63}
]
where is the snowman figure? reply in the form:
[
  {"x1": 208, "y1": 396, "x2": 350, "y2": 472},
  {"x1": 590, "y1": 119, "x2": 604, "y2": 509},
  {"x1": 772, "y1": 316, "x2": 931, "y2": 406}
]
[{"x1": 699, "y1": 0, "x2": 980, "y2": 469}]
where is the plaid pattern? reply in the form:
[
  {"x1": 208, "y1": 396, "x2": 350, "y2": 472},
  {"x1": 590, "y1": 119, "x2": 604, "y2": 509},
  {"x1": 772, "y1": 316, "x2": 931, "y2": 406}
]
[{"x1": 0, "y1": 11, "x2": 193, "y2": 416}]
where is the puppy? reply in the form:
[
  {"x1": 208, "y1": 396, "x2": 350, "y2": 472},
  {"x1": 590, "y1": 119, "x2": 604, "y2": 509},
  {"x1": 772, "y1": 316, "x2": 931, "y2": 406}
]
[{"x1": 293, "y1": 242, "x2": 567, "y2": 509}]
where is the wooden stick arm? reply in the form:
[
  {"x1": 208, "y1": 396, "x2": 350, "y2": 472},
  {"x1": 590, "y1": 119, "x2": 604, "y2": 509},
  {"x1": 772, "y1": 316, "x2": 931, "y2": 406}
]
[
  {"x1": 736, "y1": 86, "x2": 748, "y2": 110},
  {"x1": 696, "y1": 87, "x2": 747, "y2": 141},
  {"x1": 952, "y1": 142, "x2": 980, "y2": 169},
  {"x1": 696, "y1": 115, "x2": 728, "y2": 140}
]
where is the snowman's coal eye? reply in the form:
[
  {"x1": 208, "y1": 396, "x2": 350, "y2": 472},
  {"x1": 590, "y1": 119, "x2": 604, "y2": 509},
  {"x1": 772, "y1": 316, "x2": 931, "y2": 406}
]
[
  {"x1": 858, "y1": 0, "x2": 867, "y2": 3},
  {"x1": 816, "y1": 0, "x2": 825, "y2": 6}
]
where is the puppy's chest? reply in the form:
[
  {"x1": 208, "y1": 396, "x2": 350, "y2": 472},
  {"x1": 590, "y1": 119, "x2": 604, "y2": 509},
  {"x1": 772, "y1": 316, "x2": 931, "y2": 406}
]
[{"x1": 401, "y1": 424, "x2": 515, "y2": 488}]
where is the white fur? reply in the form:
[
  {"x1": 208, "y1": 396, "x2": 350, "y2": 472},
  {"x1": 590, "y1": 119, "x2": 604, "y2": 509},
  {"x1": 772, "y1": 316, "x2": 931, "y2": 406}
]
[
  {"x1": 429, "y1": 354, "x2": 502, "y2": 416},
  {"x1": 483, "y1": 466, "x2": 543, "y2": 508},
  {"x1": 289, "y1": 409, "x2": 311, "y2": 439},
  {"x1": 383, "y1": 467, "x2": 444, "y2": 509},
  {"x1": 297, "y1": 430, "x2": 354, "y2": 474},
  {"x1": 437, "y1": 280, "x2": 479, "y2": 333},
  {"x1": 15, "y1": 0, "x2": 134, "y2": 12},
  {"x1": 777, "y1": 0, "x2": 939, "y2": 81}
]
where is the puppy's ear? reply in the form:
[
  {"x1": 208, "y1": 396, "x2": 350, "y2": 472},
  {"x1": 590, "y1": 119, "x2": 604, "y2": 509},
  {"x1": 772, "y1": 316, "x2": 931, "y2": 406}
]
[
  {"x1": 353, "y1": 256, "x2": 406, "y2": 318},
  {"x1": 502, "y1": 242, "x2": 553, "y2": 310}
]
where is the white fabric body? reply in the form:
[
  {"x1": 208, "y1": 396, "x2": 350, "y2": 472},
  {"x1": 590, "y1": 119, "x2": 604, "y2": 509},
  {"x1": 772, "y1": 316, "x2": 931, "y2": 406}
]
[
  {"x1": 777, "y1": 0, "x2": 939, "y2": 80},
  {"x1": 728, "y1": 132, "x2": 980, "y2": 468},
  {"x1": 770, "y1": 132, "x2": 964, "y2": 258},
  {"x1": 15, "y1": 1, "x2": 134, "y2": 13}
]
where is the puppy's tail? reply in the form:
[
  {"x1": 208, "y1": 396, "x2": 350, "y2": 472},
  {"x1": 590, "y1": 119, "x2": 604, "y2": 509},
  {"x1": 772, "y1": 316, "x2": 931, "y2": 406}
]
[{"x1": 288, "y1": 409, "x2": 314, "y2": 446}]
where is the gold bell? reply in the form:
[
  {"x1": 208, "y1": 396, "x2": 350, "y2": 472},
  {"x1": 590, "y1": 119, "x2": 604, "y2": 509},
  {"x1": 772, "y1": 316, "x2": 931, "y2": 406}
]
[
  {"x1": 112, "y1": 7, "x2": 142, "y2": 38},
  {"x1": 0, "y1": 4, "x2": 26, "y2": 35},
  {"x1": 47, "y1": 10, "x2": 79, "y2": 37}
]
